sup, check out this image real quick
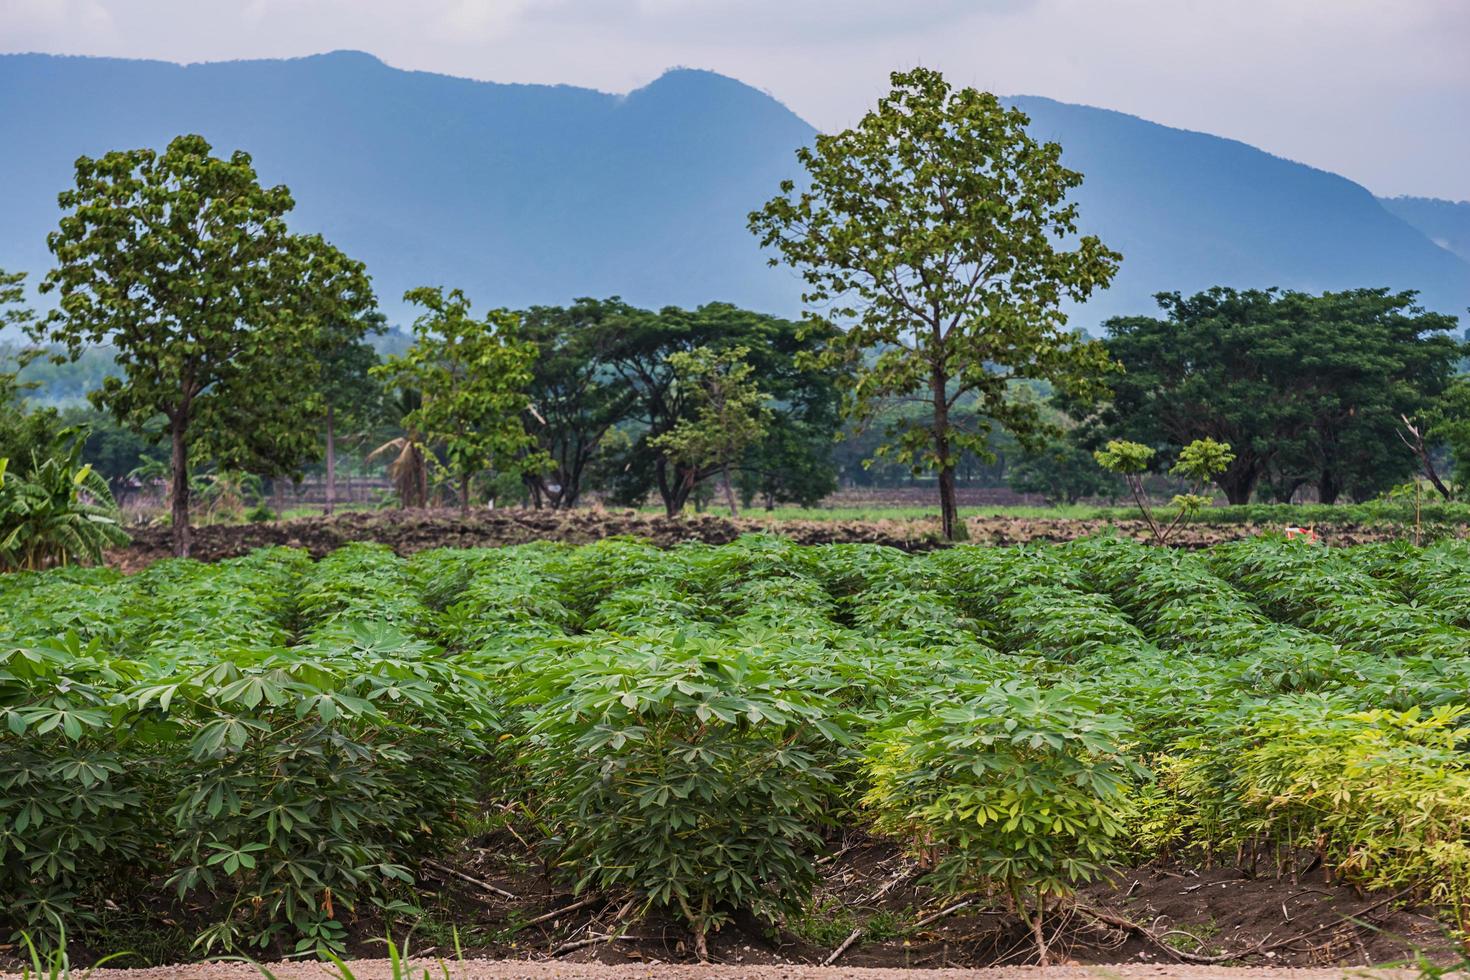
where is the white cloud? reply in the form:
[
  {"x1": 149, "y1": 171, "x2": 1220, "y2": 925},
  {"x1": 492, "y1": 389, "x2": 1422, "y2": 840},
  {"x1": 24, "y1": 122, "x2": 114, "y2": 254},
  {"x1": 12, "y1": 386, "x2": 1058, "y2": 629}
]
[{"x1": 1, "y1": 0, "x2": 111, "y2": 37}]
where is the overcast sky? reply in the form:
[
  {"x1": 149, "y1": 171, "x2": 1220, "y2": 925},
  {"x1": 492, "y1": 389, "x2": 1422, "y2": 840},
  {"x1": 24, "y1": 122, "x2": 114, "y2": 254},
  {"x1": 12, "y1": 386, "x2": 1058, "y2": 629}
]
[{"x1": 4, "y1": 0, "x2": 1467, "y2": 200}]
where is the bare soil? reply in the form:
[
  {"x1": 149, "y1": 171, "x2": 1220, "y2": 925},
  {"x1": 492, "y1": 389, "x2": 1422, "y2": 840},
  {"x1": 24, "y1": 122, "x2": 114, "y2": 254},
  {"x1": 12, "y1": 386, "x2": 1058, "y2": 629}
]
[
  {"x1": 11, "y1": 834, "x2": 1452, "y2": 976},
  {"x1": 62, "y1": 840, "x2": 1446, "y2": 975},
  {"x1": 107, "y1": 509, "x2": 1428, "y2": 571},
  {"x1": 40, "y1": 962, "x2": 1432, "y2": 979}
]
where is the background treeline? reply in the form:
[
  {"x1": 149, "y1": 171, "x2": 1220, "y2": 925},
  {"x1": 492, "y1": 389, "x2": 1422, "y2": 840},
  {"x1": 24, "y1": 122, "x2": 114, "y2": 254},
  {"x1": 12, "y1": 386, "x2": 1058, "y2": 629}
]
[
  {"x1": 6, "y1": 274, "x2": 1468, "y2": 526},
  {"x1": 4, "y1": 68, "x2": 1470, "y2": 562},
  {"x1": 1005, "y1": 286, "x2": 1470, "y2": 509}
]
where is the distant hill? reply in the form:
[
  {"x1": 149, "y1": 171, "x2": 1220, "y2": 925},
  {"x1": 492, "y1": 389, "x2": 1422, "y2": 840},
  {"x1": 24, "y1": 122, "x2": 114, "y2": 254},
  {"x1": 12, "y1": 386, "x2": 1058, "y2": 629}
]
[
  {"x1": 0, "y1": 51, "x2": 1465, "y2": 332},
  {"x1": 1378, "y1": 196, "x2": 1470, "y2": 265}
]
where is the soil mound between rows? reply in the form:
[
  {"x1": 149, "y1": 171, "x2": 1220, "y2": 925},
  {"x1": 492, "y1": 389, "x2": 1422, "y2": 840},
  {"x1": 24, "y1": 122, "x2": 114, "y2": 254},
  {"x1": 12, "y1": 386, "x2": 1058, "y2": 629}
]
[{"x1": 108, "y1": 509, "x2": 1431, "y2": 570}]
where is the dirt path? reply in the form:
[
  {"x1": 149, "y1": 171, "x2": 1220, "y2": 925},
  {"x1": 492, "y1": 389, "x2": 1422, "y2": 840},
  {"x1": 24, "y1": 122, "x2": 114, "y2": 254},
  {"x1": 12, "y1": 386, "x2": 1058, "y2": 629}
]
[{"x1": 42, "y1": 962, "x2": 1429, "y2": 979}]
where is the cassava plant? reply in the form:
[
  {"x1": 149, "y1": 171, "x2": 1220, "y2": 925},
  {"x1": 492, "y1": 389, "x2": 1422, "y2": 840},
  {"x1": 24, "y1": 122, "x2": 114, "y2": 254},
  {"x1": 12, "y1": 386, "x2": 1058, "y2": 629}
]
[
  {"x1": 520, "y1": 635, "x2": 849, "y2": 960},
  {"x1": 1095, "y1": 437, "x2": 1233, "y2": 545},
  {"x1": 863, "y1": 681, "x2": 1143, "y2": 965}
]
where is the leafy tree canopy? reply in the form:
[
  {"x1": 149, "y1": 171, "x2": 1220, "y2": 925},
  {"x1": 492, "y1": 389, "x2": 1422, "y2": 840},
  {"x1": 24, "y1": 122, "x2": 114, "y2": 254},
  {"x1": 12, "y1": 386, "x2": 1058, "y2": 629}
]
[
  {"x1": 519, "y1": 298, "x2": 642, "y2": 510},
  {"x1": 651, "y1": 345, "x2": 772, "y2": 517},
  {"x1": 32, "y1": 134, "x2": 374, "y2": 555},
  {"x1": 1099, "y1": 287, "x2": 1462, "y2": 504},
  {"x1": 1008, "y1": 436, "x2": 1118, "y2": 506},
  {"x1": 750, "y1": 66, "x2": 1120, "y2": 539},
  {"x1": 1423, "y1": 376, "x2": 1470, "y2": 495},
  {"x1": 374, "y1": 286, "x2": 541, "y2": 512},
  {"x1": 585, "y1": 301, "x2": 838, "y2": 516}
]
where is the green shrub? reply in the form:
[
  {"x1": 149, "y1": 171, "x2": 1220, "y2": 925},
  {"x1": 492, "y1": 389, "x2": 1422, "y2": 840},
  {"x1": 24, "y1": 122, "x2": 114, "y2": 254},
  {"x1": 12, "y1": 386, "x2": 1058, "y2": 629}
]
[
  {"x1": 1, "y1": 613, "x2": 499, "y2": 956},
  {"x1": 519, "y1": 634, "x2": 849, "y2": 957},
  {"x1": 0, "y1": 442, "x2": 129, "y2": 572},
  {"x1": 863, "y1": 681, "x2": 1143, "y2": 963},
  {"x1": 1163, "y1": 698, "x2": 1470, "y2": 935}
]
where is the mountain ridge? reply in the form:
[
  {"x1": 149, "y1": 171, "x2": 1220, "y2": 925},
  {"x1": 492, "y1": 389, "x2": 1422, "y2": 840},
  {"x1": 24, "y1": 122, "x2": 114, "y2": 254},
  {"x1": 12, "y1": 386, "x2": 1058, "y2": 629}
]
[
  {"x1": 1379, "y1": 196, "x2": 1470, "y2": 265},
  {"x1": 0, "y1": 50, "x2": 1464, "y2": 330}
]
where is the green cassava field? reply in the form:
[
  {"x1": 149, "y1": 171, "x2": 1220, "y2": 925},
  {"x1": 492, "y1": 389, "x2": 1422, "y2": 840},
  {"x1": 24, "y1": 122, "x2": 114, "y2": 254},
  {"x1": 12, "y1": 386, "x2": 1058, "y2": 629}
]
[{"x1": 3, "y1": 534, "x2": 1470, "y2": 966}]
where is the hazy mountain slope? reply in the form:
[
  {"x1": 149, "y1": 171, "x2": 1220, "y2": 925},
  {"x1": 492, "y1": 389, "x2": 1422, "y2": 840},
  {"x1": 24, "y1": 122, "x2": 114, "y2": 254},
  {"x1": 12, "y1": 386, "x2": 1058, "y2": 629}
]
[
  {"x1": 0, "y1": 51, "x2": 1464, "y2": 331},
  {"x1": 1011, "y1": 96, "x2": 1470, "y2": 323},
  {"x1": 1378, "y1": 196, "x2": 1470, "y2": 264},
  {"x1": 0, "y1": 51, "x2": 815, "y2": 322}
]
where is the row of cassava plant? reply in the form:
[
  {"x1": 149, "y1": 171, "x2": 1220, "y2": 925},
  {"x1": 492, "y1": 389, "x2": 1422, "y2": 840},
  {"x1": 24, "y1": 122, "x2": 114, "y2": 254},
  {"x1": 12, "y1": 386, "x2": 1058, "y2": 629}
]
[
  {"x1": 6, "y1": 534, "x2": 1470, "y2": 961},
  {"x1": 1, "y1": 547, "x2": 497, "y2": 957}
]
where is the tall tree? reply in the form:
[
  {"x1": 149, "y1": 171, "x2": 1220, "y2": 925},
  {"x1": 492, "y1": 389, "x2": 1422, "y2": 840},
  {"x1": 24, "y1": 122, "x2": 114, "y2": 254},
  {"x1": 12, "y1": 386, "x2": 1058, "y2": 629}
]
[
  {"x1": 650, "y1": 345, "x2": 771, "y2": 517},
  {"x1": 1101, "y1": 287, "x2": 1461, "y2": 504},
  {"x1": 519, "y1": 298, "x2": 638, "y2": 509},
  {"x1": 1287, "y1": 289, "x2": 1461, "y2": 503},
  {"x1": 1, "y1": 270, "x2": 62, "y2": 468},
  {"x1": 737, "y1": 419, "x2": 840, "y2": 510},
  {"x1": 750, "y1": 67, "x2": 1120, "y2": 540},
  {"x1": 593, "y1": 302, "x2": 838, "y2": 516},
  {"x1": 374, "y1": 287, "x2": 540, "y2": 514},
  {"x1": 1008, "y1": 436, "x2": 1118, "y2": 506},
  {"x1": 0, "y1": 373, "x2": 65, "y2": 473},
  {"x1": 1101, "y1": 289, "x2": 1303, "y2": 504},
  {"x1": 1422, "y1": 375, "x2": 1470, "y2": 497},
  {"x1": 33, "y1": 134, "x2": 373, "y2": 556}
]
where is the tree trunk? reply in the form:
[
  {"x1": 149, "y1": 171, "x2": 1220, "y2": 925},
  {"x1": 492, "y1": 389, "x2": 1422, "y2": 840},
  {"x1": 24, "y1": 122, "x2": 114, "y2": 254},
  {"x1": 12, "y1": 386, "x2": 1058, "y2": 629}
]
[
  {"x1": 169, "y1": 416, "x2": 191, "y2": 558},
  {"x1": 460, "y1": 473, "x2": 472, "y2": 515},
  {"x1": 1400, "y1": 415, "x2": 1454, "y2": 501},
  {"x1": 930, "y1": 365, "x2": 963, "y2": 541},
  {"x1": 656, "y1": 457, "x2": 680, "y2": 517},
  {"x1": 721, "y1": 465, "x2": 739, "y2": 517},
  {"x1": 1222, "y1": 480, "x2": 1252, "y2": 506},
  {"x1": 1318, "y1": 471, "x2": 1341, "y2": 505},
  {"x1": 938, "y1": 464, "x2": 961, "y2": 540},
  {"x1": 324, "y1": 404, "x2": 337, "y2": 516},
  {"x1": 1218, "y1": 456, "x2": 1260, "y2": 505}
]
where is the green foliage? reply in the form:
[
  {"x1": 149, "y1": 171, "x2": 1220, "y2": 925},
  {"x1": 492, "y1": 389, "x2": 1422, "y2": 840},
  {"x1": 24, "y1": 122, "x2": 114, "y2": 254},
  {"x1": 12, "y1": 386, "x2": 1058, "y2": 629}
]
[
  {"x1": 1158, "y1": 699, "x2": 1470, "y2": 934},
  {"x1": 864, "y1": 682, "x2": 1141, "y2": 961},
  {"x1": 1099, "y1": 287, "x2": 1462, "y2": 504},
  {"x1": 0, "y1": 548, "x2": 496, "y2": 954},
  {"x1": 750, "y1": 66, "x2": 1120, "y2": 539},
  {"x1": 9, "y1": 533, "x2": 1470, "y2": 963},
  {"x1": 581, "y1": 301, "x2": 839, "y2": 517},
  {"x1": 1, "y1": 379, "x2": 65, "y2": 473},
  {"x1": 1425, "y1": 375, "x2": 1470, "y2": 494},
  {"x1": 1095, "y1": 438, "x2": 1233, "y2": 545},
  {"x1": 0, "y1": 267, "x2": 36, "y2": 336},
  {"x1": 1093, "y1": 439, "x2": 1155, "y2": 475},
  {"x1": 33, "y1": 134, "x2": 374, "y2": 557},
  {"x1": 518, "y1": 299, "x2": 642, "y2": 509},
  {"x1": 517, "y1": 636, "x2": 848, "y2": 951},
  {"x1": 1007, "y1": 435, "x2": 1119, "y2": 505},
  {"x1": 0, "y1": 438, "x2": 128, "y2": 571},
  {"x1": 1171, "y1": 437, "x2": 1235, "y2": 484},
  {"x1": 650, "y1": 345, "x2": 771, "y2": 515},
  {"x1": 374, "y1": 287, "x2": 540, "y2": 512}
]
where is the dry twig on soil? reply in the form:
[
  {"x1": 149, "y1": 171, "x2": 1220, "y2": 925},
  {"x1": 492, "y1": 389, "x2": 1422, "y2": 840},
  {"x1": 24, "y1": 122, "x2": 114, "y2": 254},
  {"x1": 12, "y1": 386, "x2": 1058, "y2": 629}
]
[
  {"x1": 422, "y1": 859, "x2": 517, "y2": 900},
  {"x1": 910, "y1": 899, "x2": 973, "y2": 931},
  {"x1": 821, "y1": 927, "x2": 864, "y2": 966}
]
